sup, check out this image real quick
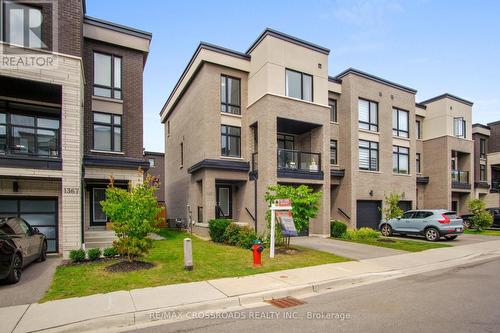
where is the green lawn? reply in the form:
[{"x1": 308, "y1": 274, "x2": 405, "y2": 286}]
[
  {"x1": 42, "y1": 229, "x2": 349, "y2": 302},
  {"x1": 336, "y1": 237, "x2": 451, "y2": 252},
  {"x1": 464, "y1": 229, "x2": 500, "y2": 236}
]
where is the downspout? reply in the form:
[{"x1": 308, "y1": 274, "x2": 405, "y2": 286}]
[
  {"x1": 80, "y1": 165, "x2": 85, "y2": 247},
  {"x1": 254, "y1": 177, "x2": 258, "y2": 232}
]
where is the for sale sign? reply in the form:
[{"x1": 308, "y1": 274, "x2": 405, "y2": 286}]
[{"x1": 274, "y1": 199, "x2": 292, "y2": 207}]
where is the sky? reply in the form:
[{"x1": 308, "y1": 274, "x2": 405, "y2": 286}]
[{"x1": 86, "y1": 0, "x2": 500, "y2": 153}]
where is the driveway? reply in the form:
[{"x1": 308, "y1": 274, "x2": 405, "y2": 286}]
[
  {"x1": 0, "y1": 256, "x2": 61, "y2": 307},
  {"x1": 291, "y1": 236, "x2": 406, "y2": 260},
  {"x1": 391, "y1": 233, "x2": 495, "y2": 246}
]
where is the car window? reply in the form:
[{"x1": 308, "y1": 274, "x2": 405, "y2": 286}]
[
  {"x1": 402, "y1": 212, "x2": 414, "y2": 219},
  {"x1": 414, "y1": 211, "x2": 432, "y2": 219},
  {"x1": 0, "y1": 223, "x2": 15, "y2": 235},
  {"x1": 443, "y1": 212, "x2": 458, "y2": 219},
  {"x1": 19, "y1": 219, "x2": 31, "y2": 234}
]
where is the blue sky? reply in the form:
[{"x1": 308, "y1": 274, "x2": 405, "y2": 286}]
[{"x1": 86, "y1": 0, "x2": 500, "y2": 152}]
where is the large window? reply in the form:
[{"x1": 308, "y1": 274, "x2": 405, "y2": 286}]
[
  {"x1": 416, "y1": 153, "x2": 421, "y2": 174},
  {"x1": 221, "y1": 125, "x2": 241, "y2": 157},
  {"x1": 0, "y1": 101, "x2": 60, "y2": 158},
  {"x1": 330, "y1": 140, "x2": 337, "y2": 165},
  {"x1": 285, "y1": 69, "x2": 312, "y2": 102},
  {"x1": 277, "y1": 134, "x2": 294, "y2": 150},
  {"x1": 453, "y1": 117, "x2": 466, "y2": 138},
  {"x1": 220, "y1": 75, "x2": 241, "y2": 115},
  {"x1": 480, "y1": 164, "x2": 487, "y2": 181},
  {"x1": 329, "y1": 99, "x2": 337, "y2": 122},
  {"x1": 359, "y1": 140, "x2": 378, "y2": 171},
  {"x1": 480, "y1": 138, "x2": 486, "y2": 159},
  {"x1": 93, "y1": 112, "x2": 121, "y2": 152},
  {"x1": 92, "y1": 188, "x2": 107, "y2": 223},
  {"x1": 93, "y1": 52, "x2": 122, "y2": 99},
  {"x1": 2, "y1": 2, "x2": 43, "y2": 49},
  {"x1": 393, "y1": 146, "x2": 409, "y2": 174},
  {"x1": 358, "y1": 99, "x2": 378, "y2": 132},
  {"x1": 392, "y1": 108, "x2": 409, "y2": 138},
  {"x1": 416, "y1": 120, "x2": 422, "y2": 139}
]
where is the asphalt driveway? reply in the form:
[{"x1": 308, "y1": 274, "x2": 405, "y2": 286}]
[
  {"x1": 291, "y1": 236, "x2": 406, "y2": 260},
  {"x1": 0, "y1": 256, "x2": 61, "y2": 307}
]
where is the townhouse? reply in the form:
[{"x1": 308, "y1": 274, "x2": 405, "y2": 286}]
[
  {"x1": 161, "y1": 28, "x2": 475, "y2": 236},
  {"x1": 472, "y1": 122, "x2": 500, "y2": 207},
  {"x1": 0, "y1": 0, "x2": 151, "y2": 256}
]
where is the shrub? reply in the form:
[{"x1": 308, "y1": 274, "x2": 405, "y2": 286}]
[
  {"x1": 103, "y1": 247, "x2": 118, "y2": 258},
  {"x1": 264, "y1": 184, "x2": 322, "y2": 233},
  {"x1": 87, "y1": 248, "x2": 102, "y2": 261},
  {"x1": 237, "y1": 226, "x2": 258, "y2": 249},
  {"x1": 330, "y1": 220, "x2": 347, "y2": 238},
  {"x1": 468, "y1": 199, "x2": 493, "y2": 231},
  {"x1": 342, "y1": 227, "x2": 380, "y2": 241},
  {"x1": 382, "y1": 192, "x2": 404, "y2": 221},
  {"x1": 101, "y1": 174, "x2": 163, "y2": 261},
  {"x1": 208, "y1": 219, "x2": 231, "y2": 243},
  {"x1": 69, "y1": 249, "x2": 86, "y2": 262},
  {"x1": 224, "y1": 223, "x2": 242, "y2": 246}
]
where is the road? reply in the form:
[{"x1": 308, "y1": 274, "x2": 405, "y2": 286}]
[{"x1": 133, "y1": 257, "x2": 500, "y2": 333}]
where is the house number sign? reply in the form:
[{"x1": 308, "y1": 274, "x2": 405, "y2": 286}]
[{"x1": 64, "y1": 187, "x2": 80, "y2": 195}]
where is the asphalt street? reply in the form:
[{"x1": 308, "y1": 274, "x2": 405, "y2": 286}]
[{"x1": 133, "y1": 257, "x2": 500, "y2": 333}]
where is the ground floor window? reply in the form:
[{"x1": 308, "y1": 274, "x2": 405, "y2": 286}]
[{"x1": 92, "y1": 188, "x2": 107, "y2": 225}]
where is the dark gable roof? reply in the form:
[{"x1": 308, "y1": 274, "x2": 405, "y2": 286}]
[
  {"x1": 334, "y1": 68, "x2": 417, "y2": 94},
  {"x1": 84, "y1": 16, "x2": 152, "y2": 40},
  {"x1": 328, "y1": 76, "x2": 342, "y2": 84},
  {"x1": 415, "y1": 103, "x2": 427, "y2": 109},
  {"x1": 419, "y1": 93, "x2": 473, "y2": 107},
  {"x1": 472, "y1": 123, "x2": 490, "y2": 130},
  {"x1": 144, "y1": 151, "x2": 165, "y2": 157},
  {"x1": 487, "y1": 120, "x2": 500, "y2": 127},
  {"x1": 246, "y1": 28, "x2": 330, "y2": 55}
]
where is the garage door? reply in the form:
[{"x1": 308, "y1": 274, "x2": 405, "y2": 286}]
[
  {"x1": 0, "y1": 198, "x2": 58, "y2": 253},
  {"x1": 356, "y1": 200, "x2": 382, "y2": 229}
]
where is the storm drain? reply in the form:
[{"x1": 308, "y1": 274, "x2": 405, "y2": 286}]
[{"x1": 266, "y1": 297, "x2": 306, "y2": 308}]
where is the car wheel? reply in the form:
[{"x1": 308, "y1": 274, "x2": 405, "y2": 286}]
[
  {"x1": 37, "y1": 241, "x2": 47, "y2": 262},
  {"x1": 425, "y1": 228, "x2": 440, "y2": 242},
  {"x1": 381, "y1": 224, "x2": 393, "y2": 237},
  {"x1": 444, "y1": 235, "x2": 458, "y2": 241},
  {"x1": 6, "y1": 254, "x2": 22, "y2": 284}
]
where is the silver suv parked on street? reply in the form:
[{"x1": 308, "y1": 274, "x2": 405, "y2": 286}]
[{"x1": 379, "y1": 210, "x2": 464, "y2": 241}]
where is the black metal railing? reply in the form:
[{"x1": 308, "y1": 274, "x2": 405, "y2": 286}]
[
  {"x1": 215, "y1": 204, "x2": 226, "y2": 219},
  {"x1": 338, "y1": 208, "x2": 351, "y2": 220},
  {"x1": 451, "y1": 170, "x2": 469, "y2": 184},
  {"x1": 277, "y1": 148, "x2": 321, "y2": 173}
]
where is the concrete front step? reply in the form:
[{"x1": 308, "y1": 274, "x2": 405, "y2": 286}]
[
  {"x1": 85, "y1": 241, "x2": 115, "y2": 249},
  {"x1": 84, "y1": 230, "x2": 117, "y2": 249}
]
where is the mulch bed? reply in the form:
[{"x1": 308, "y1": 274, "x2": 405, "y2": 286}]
[
  {"x1": 62, "y1": 257, "x2": 114, "y2": 266},
  {"x1": 105, "y1": 260, "x2": 155, "y2": 273}
]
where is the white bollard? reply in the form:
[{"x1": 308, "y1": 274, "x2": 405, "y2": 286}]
[{"x1": 184, "y1": 238, "x2": 193, "y2": 271}]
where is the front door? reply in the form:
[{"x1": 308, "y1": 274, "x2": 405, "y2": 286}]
[
  {"x1": 216, "y1": 185, "x2": 232, "y2": 219},
  {"x1": 451, "y1": 201, "x2": 458, "y2": 213},
  {"x1": 91, "y1": 188, "x2": 107, "y2": 226}
]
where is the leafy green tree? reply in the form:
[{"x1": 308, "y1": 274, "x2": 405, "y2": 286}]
[
  {"x1": 467, "y1": 199, "x2": 493, "y2": 231},
  {"x1": 101, "y1": 173, "x2": 163, "y2": 261},
  {"x1": 264, "y1": 184, "x2": 322, "y2": 234},
  {"x1": 382, "y1": 192, "x2": 404, "y2": 221}
]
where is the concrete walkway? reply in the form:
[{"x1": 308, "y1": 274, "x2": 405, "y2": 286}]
[
  {"x1": 291, "y1": 236, "x2": 406, "y2": 259},
  {"x1": 0, "y1": 256, "x2": 61, "y2": 308},
  {"x1": 2, "y1": 239, "x2": 500, "y2": 333}
]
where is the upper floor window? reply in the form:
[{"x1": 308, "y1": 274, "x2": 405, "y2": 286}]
[
  {"x1": 416, "y1": 120, "x2": 422, "y2": 139},
  {"x1": 220, "y1": 75, "x2": 241, "y2": 115},
  {"x1": 94, "y1": 52, "x2": 122, "y2": 100},
  {"x1": 359, "y1": 140, "x2": 378, "y2": 171},
  {"x1": 480, "y1": 138, "x2": 486, "y2": 159},
  {"x1": 2, "y1": 2, "x2": 43, "y2": 49},
  {"x1": 393, "y1": 146, "x2": 409, "y2": 174},
  {"x1": 221, "y1": 125, "x2": 241, "y2": 157},
  {"x1": 93, "y1": 112, "x2": 121, "y2": 152},
  {"x1": 277, "y1": 134, "x2": 294, "y2": 150},
  {"x1": 285, "y1": 69, "x2": 312, "y2": 102},
  {"x1": 453, "y1": 117, "x2": 466, "y2": 138},
  {"x1": 480, "y1": 164, "x2": 487, "y2": 181},
  {"x1": 392, "y1": 108, "x2": 409, "y2": 138},
  {"x1": 358, "y1": 99, "x2": 378, "y2": 132},
  {"x1": 0, "y1": 101, "x2": 60, "y2": 158},
  {"x1": 416, "y1": 153, "x2": 421, "y2": 173},
  {"x1": 330, "y1": 140, "x2": 337, "y2": 165},
  {"x1": 329, "y1": 99, "x2": 337, "y2": 122},
  {"x1": 148, "y1": 158, "x2": 155, "y2": 168}
]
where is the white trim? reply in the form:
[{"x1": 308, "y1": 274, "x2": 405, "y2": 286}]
[
  {"x1": 247, "y1": 92, "x2": 330, "y2": 110},
  {"x1": 90, "y1": 150, "x2": 125, "y2": 155}
]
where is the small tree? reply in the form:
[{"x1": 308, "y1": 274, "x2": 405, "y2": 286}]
[
  {"x1": 468, "y1": 199, "x2": 493, "y2": 231},
  {"x1": 264, "y1": 184, "x2": 322, "y2": 234},
  {"x1": 101, "y1": 173, "x2": 163, "y2": 261},
  {"x1": 382, "y1": 192, "x2": 404, "y2": 221}
]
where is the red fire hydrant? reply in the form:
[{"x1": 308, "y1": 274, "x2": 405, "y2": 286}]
[{"x1": 252, "y1": 240, "x2": 264, "y2": 267}]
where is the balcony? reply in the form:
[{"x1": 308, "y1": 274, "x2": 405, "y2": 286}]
[
  {"x1": 491, "y1": 180, "x2": 500, "y2": 193},
  {"x1": 277, "y1": 148, "x2": 323, "y2": 180},
  {"x1": 451, "y1": 170, "x2": 471, "y2": 189}
]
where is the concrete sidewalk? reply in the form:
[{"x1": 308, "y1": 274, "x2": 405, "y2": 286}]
[
  {"x1": 3, "y1": 239, "x2": 500, "y2": 333},
  {"x1": 291, "y1": 236, "x2": 406, "y2": 259}
]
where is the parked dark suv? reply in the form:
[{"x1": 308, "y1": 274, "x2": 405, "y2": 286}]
[
  {"x1": 461, "y1": 208, "x2": 500, "y2": 229},
  {"x1": 0, "y1": 217, "x2": 47, "y2": 284}
]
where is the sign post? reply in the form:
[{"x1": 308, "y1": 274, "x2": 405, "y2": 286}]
[{"x1": 270, "y1": 199, "x2": 292, "y2": 258}]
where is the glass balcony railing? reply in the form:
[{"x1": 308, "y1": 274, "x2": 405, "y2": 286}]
[
  {"x1": 277, "y1": 148, "x2": 321, "y2": 173},
  {"x1": 451, "y1": 170, "x2": 469, "y2": 184}
]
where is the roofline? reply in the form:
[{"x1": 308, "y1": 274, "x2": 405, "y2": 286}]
[
  {"x1": 487, "y1": 120, "x2": 500, "y2": 127},
  {"x1": 334, "y1": 68, "x2": 417, "y2": 94},
  {"x1": 415, "y1": 103, "x2": 427, "y2": 109},
  {"x1": 160, "y1": 42, "x2": 250, "y2": 121},
  {"x1": 246, "y1": 28, "x2": 330, "y2": 55},
  {"x1": 84, "y1": 16, "x2": 152, "y2": 41},
  {"x1": 144, "y1": 151, "x2": 165, "y2": 156},
  {"x1": 419, "y1": 93, "x2": 473, "y2": 107},
  {"x1": 328, "y1": 76, "x2": 342, "y2": 84},
  {"x1": 473, "y1": 123, "x2": 490, "y2": 129}
]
